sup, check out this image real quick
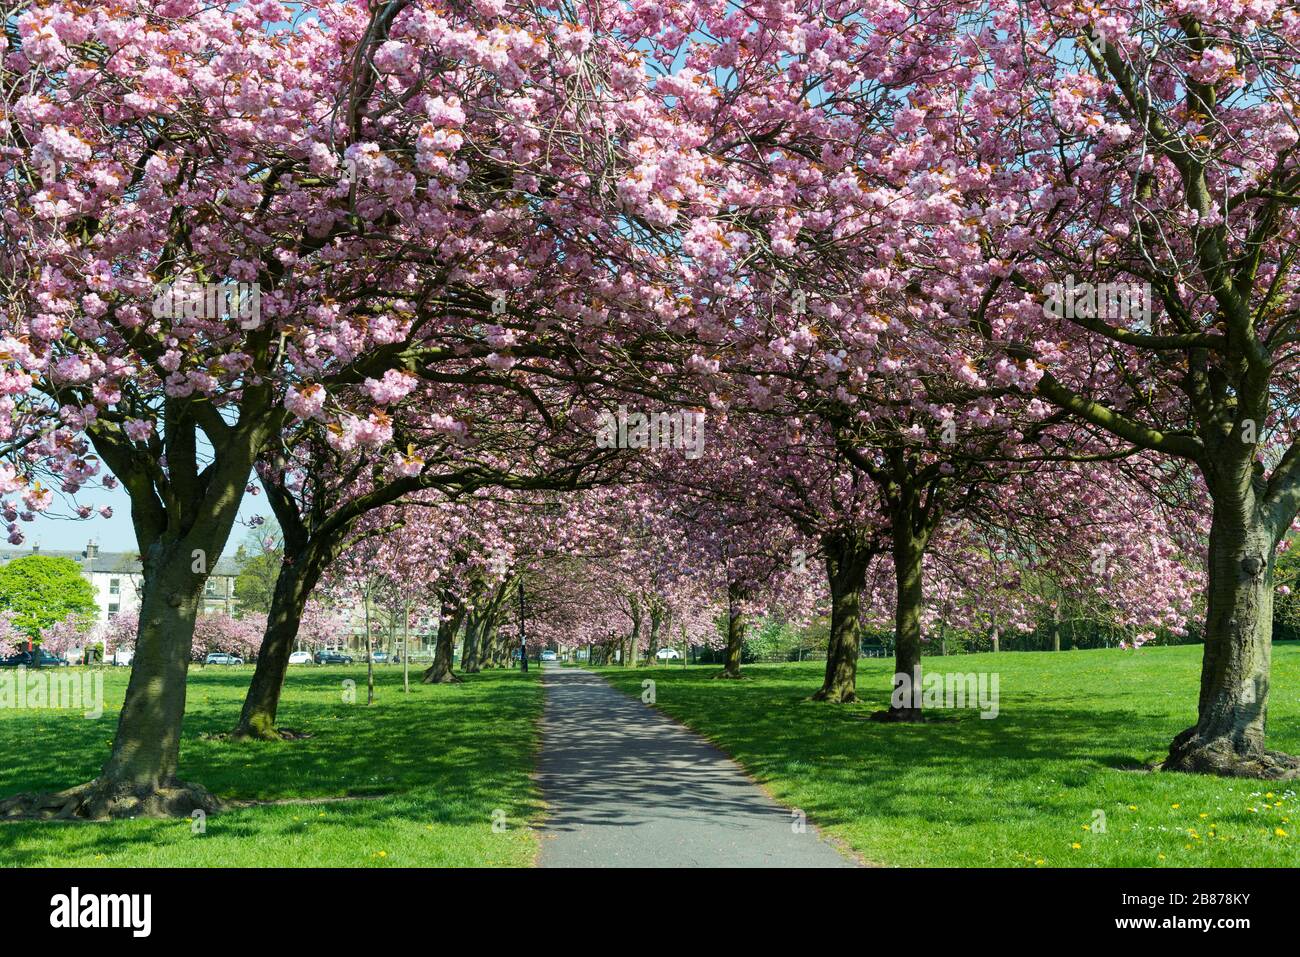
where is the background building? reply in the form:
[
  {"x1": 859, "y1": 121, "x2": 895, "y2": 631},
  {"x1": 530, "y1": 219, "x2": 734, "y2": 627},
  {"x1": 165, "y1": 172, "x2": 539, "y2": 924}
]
[{"x1": 0, "y1": 540, "x2": 240, "y2": 623}]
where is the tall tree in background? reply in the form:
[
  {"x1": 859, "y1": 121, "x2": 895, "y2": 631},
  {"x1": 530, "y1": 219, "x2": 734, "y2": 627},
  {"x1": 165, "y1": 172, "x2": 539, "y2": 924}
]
[
  {"x1": 0, "y1": 556, "x2": 97, "y2": 637},
  {"x1": 232, "y1": 527, "x2": 284, "y2": 616}
]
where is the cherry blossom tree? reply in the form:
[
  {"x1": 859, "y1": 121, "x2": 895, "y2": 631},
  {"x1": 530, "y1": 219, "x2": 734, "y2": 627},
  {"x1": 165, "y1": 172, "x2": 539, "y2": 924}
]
[
  {"x1": 867, "y1": 1, "x2": 1300, "y2": 775},
  {"x1": 0, "y1": 0, "x2": 689, "y2": 815},
  {"x1": 37, "y1": 612, "x2": 92, "y2": 661},
  {"x1": 192, "y1": 613, "x2": 263, "y2": 663},
  {"x1": 0, "y1": 609, "x2": 23, "y2": 660}
]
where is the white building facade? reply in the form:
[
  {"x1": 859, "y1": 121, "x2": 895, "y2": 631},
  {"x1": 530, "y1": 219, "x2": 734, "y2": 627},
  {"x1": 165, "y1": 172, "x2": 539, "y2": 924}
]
[{"x1": 0, "y1": 541, "x2": 240, "y2": 623}]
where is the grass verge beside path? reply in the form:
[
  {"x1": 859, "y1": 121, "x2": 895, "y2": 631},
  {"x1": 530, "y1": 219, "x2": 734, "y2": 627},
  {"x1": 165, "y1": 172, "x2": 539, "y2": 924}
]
[
  {"x1": 0, "y1": 665, "x2": 543, "y2": 867},
  {"x1": 594, "y1": 645, "x2": 1300, "y2": 867}
]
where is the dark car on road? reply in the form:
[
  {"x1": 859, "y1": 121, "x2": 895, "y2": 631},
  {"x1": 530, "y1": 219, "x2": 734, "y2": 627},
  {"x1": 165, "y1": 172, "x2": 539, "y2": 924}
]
[
  {"x1": 314, "y1": 650, "x2": 354, "y2": 665},
  {"x1": 0, "y1": 649, "x2": 69, "y2": 667}
]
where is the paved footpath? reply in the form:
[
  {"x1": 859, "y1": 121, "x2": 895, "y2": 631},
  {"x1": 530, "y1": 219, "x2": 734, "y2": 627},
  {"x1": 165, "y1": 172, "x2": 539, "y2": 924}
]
[{"x1": 537, "y1": 664, "x2": 855, "y2": 867}]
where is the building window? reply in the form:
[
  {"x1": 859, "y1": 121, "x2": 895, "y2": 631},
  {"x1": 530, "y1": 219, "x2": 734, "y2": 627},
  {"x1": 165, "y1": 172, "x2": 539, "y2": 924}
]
[
  {"x1": 205, "y1": 580, "x2": 218, "y2": 597},
  {"x1": 109, "y1": 602, "x2": 119, "y2": 614},
  {"x1": 109, "y1": 578, "x2": 120, "y2": 595}
]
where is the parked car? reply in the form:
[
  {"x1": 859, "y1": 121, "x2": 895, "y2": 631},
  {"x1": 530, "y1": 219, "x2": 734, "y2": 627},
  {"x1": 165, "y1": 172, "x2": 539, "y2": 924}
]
[
  {"x1": 0, "y1": 649, "x2": 69, "y2": 667},
  {"x1": 111, "y1": 649, "x2": 134, "y2": 667},
  {"x1": 540, "y1": 650, "x2": 558, "y2": 662},
  {"x1": 314, "y1": 650, "x2": 353, "y2": 665},
  {"x1": 205, "y1": 652, "x2": 244, "y2": 665},
  {"x1": 656, "y1": 647, "x2": 682, "y2": 660},
  {"x1": 370, "y1": 650, "x2": 390, "y2": 664},
  {"x1": 288, "y1": 651, "x2": 314, "y2": 665}
]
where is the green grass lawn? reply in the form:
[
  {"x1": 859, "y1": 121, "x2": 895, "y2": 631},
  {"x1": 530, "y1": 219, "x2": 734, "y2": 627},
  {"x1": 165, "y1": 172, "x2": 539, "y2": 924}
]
[
  {"x1": 0, "y1": 664, "x2": 543, "y2": 867},
  {"x1": 594, "y1": 644, "x2": 1300, "y2": 867}
]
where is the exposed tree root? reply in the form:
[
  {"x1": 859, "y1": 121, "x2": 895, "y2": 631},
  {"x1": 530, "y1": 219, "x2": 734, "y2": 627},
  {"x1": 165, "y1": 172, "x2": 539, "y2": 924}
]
[
  {"x1": 711, "y1": 669, "x2": 748, "y2": 680},
  {"x1": 421, "y1": 669, "x2": 463, "y2": 684},
  {"x1": 0, "y1": 777, "x2": 222, "y2": 821},
  {"x1": 1164, "y1": 727, "x2": 1300, "y2": 780},
  {"x1": 811, "y1": 687, "x2": 857, "y2": 703},
  {"x1": 211, "y1": 725, "x2": 314, "y2": 742}
]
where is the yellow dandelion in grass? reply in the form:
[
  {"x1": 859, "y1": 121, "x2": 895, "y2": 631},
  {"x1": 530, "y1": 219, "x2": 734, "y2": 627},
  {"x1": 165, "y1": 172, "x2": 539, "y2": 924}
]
[
  {"x1": 318, "y1": 812, "x2": 326, "y2": 818},
  {"x1": 1266, "y1": 792, "x2": 1275, "y2": 799},
  {"x1": 1128, "y1": 805, "x2": 1137, "y2": 811},
  {"x1": 1157, "y1": 853, "x2": 1166, "y2": 860},
  {"x1": 1071, "y1": 842, "x2": 1081, "y2": 850},
  {"x1": 1035, "y1": 859, "x2": 1045, "y2": 866},
  {"x1": 1276, "y1": 828, "x2": 1288, "y2": 838},
  {"x1": 1080, "y1": 824, "x2": 1090, "y2": 831},
  {"x1": 1199, "y1": 813, "x2": 1208, "y2": 819},
  {"x1": 1171, "y1": 803, "x2": 1181, "y2": 809},
  {"x1": 1184, "y1": 844, "x2": 1193, "y2": 850}
]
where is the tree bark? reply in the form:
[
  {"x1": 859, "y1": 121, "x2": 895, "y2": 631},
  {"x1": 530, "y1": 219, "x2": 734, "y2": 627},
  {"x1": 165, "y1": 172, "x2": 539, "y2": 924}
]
[
  {"x1": 96, "y1": 551, "x2": 215, "y2": 809},
  {"x1": 713, "y1": 582, "x2": 746, "y2": 679},
  {"x1": 1164, "y1": 490, "x2": 1300, "y2": 778},
  {"x1": 402, "y1": 599, "x2": 410, "y2": 694},
  {"x1": 812, "y1": 531, "x2": 872, "y2": 703},
  {"x1": 461, "y1": 611, "x2": 484, "y2": 673},
  {"x1": 423, "y1": 598, "x2": 466, "y2": 684},
  {"x1": 232, "y1": 550, "x2": 326, "y2": 739},
  {"x1": 627, "y1": 597, "x2": 642, "y2": 668},
  {"x1": 646, "y1": 603, "x2": 663, "y2": 664},
  {"x1": 1, "y1": 542, "x2": 222, "y2": 819},
  {"x1": 873, "y1": 517, "x2": 927, "y2": 722},
  {"x1": 365, "y1": 592, "x2": 375, "y2": 705},
  {"x1": 476, "y1": 624, "x2": 495, "y2": 669},
  {"x1": 489, "y1": 628, "x2": 507, "y2": 668}
]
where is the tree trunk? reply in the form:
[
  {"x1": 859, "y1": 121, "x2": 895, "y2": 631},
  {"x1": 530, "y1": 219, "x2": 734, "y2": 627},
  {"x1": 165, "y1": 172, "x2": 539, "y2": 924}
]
[
  {"x1": 1052, "y1": 601, "x2": 1061, "y2": 652},
  {"x1": 627, "y1": 599, "x2": 642, "y2": 668},
  {"x1": 713, "y1": 582, "x2": 746, "y2": 679},
  {"x1": 1165, "y1": 491, "x2": 1299, "y2": 778},
  {"x1": 1, "y1": 543, "x2": 222, "y2": 819},
  {"x1": 365, "y1": 593, "x2": 375, "y2": 705},
  {"x1": 461, "y1": 611, "x2": 483, "y2": 673},
  {"x1": 402, "y1": 599, "x2": 410, "y2": 694},
  {"x1": 232, "y1": 553, "x2": 323, "y2": 739},
  {"x1": 489, "y1": 628, "x2": 506, "y2": 668},
  {"x1": 423, "y1": 602, "x2": 465, "y2": 684},
  {"x1": 646, "y1": 605, "x2": 663, "y2": 663},
  {"x1": 813, "y1": 532, "x2": 871, "y2": 703},
  {"x1": 873, "y1": 520, "x2": 926, "y2": 722},
  {"x1": 477, "y1": 625, "x2": 495, "y2": 669}
]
